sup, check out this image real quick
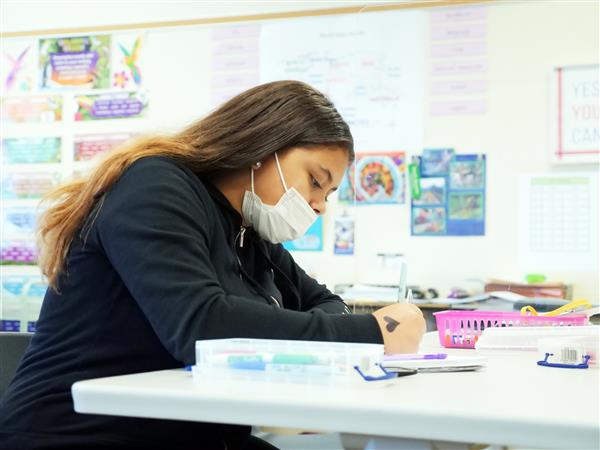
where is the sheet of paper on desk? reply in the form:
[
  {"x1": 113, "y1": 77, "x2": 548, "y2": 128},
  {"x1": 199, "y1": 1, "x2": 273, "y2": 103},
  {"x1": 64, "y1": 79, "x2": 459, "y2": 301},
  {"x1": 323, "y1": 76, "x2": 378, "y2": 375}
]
[
  {"x1": 382, "y1": 355, "x2": 487, "y2": 372},
  {"x1": 410, "y1": 291, "x2": 526, "y2": 305},
  {"x1": 341, "y1": 284, "x2": 398, "y2": 302},
  {"x1": 411, "y1": 294, "x2": 490, "y2": 305}
]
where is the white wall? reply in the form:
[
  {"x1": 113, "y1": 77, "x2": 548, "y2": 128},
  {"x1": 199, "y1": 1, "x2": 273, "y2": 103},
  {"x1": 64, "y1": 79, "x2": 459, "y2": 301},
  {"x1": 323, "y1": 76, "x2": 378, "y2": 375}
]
[
  {"x1": 3, "y1": 1, "x2": 599, "y2": 301},
  {"x1": 2, "y1": 0, "x2": 375, "y2": 34}
]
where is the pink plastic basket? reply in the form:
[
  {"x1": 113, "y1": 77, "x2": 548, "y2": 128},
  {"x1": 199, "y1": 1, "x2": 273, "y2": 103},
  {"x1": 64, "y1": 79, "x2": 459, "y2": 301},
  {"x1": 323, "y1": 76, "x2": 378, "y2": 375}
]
[{"x1": 433, "y1": 310, "x2": 589, "y2": 349}]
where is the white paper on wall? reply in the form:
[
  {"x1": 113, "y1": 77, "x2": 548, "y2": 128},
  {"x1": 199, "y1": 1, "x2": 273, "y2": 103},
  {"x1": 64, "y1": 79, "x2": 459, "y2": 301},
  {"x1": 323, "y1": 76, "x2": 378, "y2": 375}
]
[
  {"x1": 259, "y1": 10, "x2": 426, "y2": 151},
  {"x1": 518, "y1": 173, "x2": 599, "y2": 271}
]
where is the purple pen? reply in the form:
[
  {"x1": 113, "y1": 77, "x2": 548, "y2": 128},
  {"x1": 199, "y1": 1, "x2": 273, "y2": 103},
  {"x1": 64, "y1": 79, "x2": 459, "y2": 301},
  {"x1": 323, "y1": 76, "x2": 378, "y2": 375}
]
[{"x1": 383, "y1": 353, "x2": 447, "y2": 361}]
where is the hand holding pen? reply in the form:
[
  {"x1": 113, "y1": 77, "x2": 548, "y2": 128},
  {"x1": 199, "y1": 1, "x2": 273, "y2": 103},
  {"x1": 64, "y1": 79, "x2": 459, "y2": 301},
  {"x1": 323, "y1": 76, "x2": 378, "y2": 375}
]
[{"x1": 371, "y1": 299, "x2": 426, "y2": 355}]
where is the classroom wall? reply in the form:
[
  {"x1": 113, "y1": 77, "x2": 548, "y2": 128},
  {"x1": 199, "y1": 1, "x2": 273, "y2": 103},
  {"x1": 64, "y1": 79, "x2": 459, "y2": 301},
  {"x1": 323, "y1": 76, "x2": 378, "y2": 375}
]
[
  {"x1": 2, "y1": 1, "x2": 599, "y2": 303},
  {"x1": 284, "y1": 1, "x2": 600, "y2": 300}
]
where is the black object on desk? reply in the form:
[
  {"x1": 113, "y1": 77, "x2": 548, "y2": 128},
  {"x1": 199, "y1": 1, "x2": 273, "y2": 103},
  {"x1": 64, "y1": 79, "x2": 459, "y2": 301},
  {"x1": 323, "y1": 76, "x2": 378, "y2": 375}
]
[{"x1": 513, "y1": 298, "x2": 569, "y2": 313}]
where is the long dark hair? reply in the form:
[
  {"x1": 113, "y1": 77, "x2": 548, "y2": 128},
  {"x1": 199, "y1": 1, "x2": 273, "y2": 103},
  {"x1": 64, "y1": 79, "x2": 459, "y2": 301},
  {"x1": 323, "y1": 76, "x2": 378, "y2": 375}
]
[{"x1": 38, "y1": 80, "x2": 354, "y2": 289}]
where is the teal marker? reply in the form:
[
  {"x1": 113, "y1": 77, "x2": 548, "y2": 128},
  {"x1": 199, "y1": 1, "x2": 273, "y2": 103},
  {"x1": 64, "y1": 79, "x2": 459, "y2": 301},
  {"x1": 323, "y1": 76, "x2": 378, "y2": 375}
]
[{"x1": 226, "y1": 353, "x2": 327, "y2": 370}]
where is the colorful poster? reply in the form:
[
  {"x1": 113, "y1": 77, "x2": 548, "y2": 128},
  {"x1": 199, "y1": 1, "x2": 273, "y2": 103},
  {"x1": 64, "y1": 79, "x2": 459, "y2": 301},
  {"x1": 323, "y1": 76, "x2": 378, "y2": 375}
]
[
  {"x1": 39, "y1": 35, "x2": 111, "y2": 90},
  {"x1": 2, "y1": 137, "x2": 61, "y2": 164},
  {"x1": 74, "y1": 133, "x2": 135, "y2": 161},
  {"x1": 283, "y1": 216, "x2": 323, "y2": 252},
  {"x1": 1, "y1": 241, "x2": 37, "y2": 265},
  {"x1": 449, "y1": 155, "x2": 485, "y2": 189},
  {"x1": 413, "y1": 177, "x2": 445, "y2": 205},
  {"x1": 74, "y1": 91, "x2": 148, "y2": 121},
  {"x1": 1, "y1": 95, "x2": 63, "y2": 123},
  {"x1": 446, "y1": 154, "x2": 486, "y2": 235},
  {"x1": 1, "y1": 39, "x2": 36, "y2": 93},
  {"x1": 1, "y1": 172, "x2": 61, "y2": 199},
  {"x1": 338, "y1": 152, "x2": 406, "y2": 205},
  {"x1": 420, "y1": 148, "x2": 454, "y2": 177},
  {"x1": 1, "y1": 206, "x2": 39, "y2": 235},
  {"x1": 412, "y1": 207, "x2": 446, "y2": 235},
  {"x1": 334, "y1": 215, "x2": 355, "y2": 255},
  {"x1": 112, "y1": 33, "x2": 145, "y2": 89},
  {"x1": 448, "y1": 191, "x2": 484, "y2": 220},
  {"x1": 411, "y1": 152, "x2": 485, "y2": 236}
]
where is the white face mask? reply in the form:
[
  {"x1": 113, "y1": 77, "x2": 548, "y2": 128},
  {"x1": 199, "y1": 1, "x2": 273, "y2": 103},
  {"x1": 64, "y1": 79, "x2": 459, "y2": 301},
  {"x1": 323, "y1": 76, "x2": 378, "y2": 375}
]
[{"x1": 241, "y1": 152, "x2": 318, "y2": 244}]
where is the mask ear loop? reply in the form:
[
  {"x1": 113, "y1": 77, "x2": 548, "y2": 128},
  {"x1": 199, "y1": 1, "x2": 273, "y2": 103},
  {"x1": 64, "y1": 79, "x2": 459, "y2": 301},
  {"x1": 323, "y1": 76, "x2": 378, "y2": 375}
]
[
  {"x1": 273, "y1": 152, "x2": 288, "y2": 191},
  {"x1": 250, "y1": 166, "x2": 256, "y2": 193}
]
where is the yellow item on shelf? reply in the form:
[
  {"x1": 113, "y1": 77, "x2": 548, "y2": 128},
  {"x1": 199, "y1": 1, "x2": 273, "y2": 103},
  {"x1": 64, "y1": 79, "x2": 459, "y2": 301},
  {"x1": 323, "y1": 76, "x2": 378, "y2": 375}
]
[{"x1": 521, "y1": 299, "x2": 593, "y2": 317}]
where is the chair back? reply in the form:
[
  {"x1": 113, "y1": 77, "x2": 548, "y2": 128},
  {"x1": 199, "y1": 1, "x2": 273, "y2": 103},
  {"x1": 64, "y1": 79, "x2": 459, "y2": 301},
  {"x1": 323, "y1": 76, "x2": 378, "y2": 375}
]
[{"x1": 0, "y1": 332, "x2": 33, "y2": 397}]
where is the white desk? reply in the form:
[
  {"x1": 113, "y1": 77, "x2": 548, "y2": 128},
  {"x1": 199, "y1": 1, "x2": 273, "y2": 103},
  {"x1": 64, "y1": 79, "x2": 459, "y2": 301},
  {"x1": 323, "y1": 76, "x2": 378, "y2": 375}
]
[{"x1": 72, "y1": 332, "x2": 599, "y2": 449}]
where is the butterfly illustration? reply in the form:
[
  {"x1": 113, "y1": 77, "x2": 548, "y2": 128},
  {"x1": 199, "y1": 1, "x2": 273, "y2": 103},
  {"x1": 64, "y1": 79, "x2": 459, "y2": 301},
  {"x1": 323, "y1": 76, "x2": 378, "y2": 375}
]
[
  {"x1": 118, "y1": 37, "x2": 142, "y2": 86},
  {"x1": 4, "y1": 46, "x2": 30, "y2": 91}
]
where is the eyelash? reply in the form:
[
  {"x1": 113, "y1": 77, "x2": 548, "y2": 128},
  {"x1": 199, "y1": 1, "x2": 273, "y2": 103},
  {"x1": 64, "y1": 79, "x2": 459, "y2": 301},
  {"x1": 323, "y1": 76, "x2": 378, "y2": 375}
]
[{"x1": 311, "y1": 176, "x2": 329, "y2": 202}]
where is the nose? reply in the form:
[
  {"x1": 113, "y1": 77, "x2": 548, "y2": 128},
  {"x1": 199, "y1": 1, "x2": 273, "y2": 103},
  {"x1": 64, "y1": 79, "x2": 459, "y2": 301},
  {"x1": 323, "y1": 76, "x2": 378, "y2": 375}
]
[{"x1": 310, "y1": 198, "x2": 326, "y2": 216}]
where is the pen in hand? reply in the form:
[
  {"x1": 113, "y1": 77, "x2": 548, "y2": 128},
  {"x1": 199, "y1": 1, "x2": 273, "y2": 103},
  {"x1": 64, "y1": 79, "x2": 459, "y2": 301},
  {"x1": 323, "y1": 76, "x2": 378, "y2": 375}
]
[{"x1": 397, "y1": 259, "x2": 407, "y2": 302}]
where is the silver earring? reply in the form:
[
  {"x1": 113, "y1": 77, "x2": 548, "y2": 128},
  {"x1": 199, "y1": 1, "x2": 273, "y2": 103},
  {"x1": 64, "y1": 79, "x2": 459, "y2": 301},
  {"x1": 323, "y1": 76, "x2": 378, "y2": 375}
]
[{"x1": 253, "y1": 162, "x2": 262, "y2": 170}]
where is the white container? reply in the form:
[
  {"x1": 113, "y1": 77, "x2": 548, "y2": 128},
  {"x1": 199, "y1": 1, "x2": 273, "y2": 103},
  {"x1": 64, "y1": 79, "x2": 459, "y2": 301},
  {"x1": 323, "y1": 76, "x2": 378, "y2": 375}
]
[
  {"x1": 193, "y1": 338, "x2": 384, "y2": 384},
  {"x1": 538, "y1": 335, "x2": 598, "y2": 367},
  {"x1": 475, "y1": 325, "x2": 599, "y2": 352}
]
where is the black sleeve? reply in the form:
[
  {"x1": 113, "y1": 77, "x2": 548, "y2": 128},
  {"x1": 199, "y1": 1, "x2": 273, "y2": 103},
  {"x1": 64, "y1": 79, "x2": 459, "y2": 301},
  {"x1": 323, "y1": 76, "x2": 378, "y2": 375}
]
[
  {"x1": 268, "y1": 244, "x2": 353, "y2": 315},
  {"x1": 95, "y1": 158, "x2": 383, "y2": 365}
]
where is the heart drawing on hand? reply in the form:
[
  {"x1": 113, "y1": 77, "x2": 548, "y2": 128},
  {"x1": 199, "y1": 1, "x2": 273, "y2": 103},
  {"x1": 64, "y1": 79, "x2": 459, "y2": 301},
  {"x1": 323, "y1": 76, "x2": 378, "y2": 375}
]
[{"x1": 383, "y1": 315, "x2": 400, "y2": 333}]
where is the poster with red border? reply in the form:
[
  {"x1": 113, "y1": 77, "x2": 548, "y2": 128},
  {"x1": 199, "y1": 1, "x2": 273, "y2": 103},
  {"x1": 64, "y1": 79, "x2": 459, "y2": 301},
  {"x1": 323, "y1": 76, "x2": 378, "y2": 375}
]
[{"x1": 552, "y1": 65, "x2": 599, "y2": 164}]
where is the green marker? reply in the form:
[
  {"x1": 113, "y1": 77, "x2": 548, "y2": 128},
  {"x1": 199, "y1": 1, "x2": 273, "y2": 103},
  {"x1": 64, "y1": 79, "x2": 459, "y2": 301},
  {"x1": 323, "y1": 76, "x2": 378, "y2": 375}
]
[{"x1": 408, "y1": 157, "x2": 421, "y2": 200}]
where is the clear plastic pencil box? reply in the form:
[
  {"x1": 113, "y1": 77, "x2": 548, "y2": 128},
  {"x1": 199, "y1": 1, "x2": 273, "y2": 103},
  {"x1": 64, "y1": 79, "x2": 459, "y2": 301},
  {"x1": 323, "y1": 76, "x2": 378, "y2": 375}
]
[{"x1": 192, "y1": 338, "x2": 384, "y2": 382}]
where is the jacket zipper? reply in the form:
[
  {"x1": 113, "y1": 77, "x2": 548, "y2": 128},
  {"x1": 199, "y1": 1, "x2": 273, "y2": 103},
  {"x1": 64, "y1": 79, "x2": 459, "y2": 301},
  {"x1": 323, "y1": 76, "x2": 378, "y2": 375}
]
[
  {"x1": 239, "y1": 227, "x2": 246, "y2": 247},
  {"x1": 234, "y1": 226, "x2": 245, "y2": 279},
  {"x1": 232, "y1": 226, "x2": 280, "y2": 308}
]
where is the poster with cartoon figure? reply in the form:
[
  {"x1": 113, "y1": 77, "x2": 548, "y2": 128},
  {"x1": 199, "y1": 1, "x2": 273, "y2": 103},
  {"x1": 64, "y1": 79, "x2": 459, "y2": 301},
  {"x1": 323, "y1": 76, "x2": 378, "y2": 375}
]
[
  {"x1": 1, "y1": 39, "x2": 36, "y2": 94},
  {"x1": 112, "y1": 33, "x2": 145, "y2": 90}
]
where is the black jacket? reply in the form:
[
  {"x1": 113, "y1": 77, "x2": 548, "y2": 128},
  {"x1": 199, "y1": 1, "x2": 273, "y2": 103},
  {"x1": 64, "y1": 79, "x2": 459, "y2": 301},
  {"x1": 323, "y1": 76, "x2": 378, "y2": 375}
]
[{"x1": 0, "y1": 156, "x2": 382, "y2": 450}]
